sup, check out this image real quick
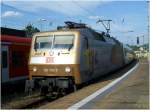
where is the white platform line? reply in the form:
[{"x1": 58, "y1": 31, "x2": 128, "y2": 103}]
[{"x1": 67, "y1": 63, "x2": 139, "y2": 109}]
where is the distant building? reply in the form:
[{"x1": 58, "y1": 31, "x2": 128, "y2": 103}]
[{"x1": 134, "y1": 50, "x2": 149, "y2": 59}]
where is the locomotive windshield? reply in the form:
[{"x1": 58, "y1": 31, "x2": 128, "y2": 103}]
[
  {"x1": 35, "y1": 36, "x2": 53, "y2": 49},
  {"x1": 53, "y1": 35, "x2": 74, "y2": 49},
  {"x1": 34, "y1": 35, "x2": 74, "y2": 50}
]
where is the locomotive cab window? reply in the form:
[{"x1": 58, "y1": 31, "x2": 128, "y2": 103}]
[
  {"x1": 35, "y1": 36, "x2": 53, "y2": 49},
  {"x1": 34, "y1": 35, "x2": 74, "y2": 50},
  {"x1": 53, "y1": 35, "x2": 74, "y2": 50}
]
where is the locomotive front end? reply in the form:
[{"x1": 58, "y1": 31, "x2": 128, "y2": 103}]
[{"x1": 28, "y1": 31, "x2": 81, "y2": 93}]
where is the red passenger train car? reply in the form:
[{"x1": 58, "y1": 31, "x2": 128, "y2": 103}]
[{"x1": 1, "y1": 33, "x2": 31, "y2": 85}]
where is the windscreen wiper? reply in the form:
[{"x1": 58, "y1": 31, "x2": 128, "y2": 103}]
[{"x1": 68, "y1": 44, "x2": 73, "y2": 51}]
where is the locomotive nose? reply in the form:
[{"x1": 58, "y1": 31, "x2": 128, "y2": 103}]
[
  {"x1": 49, "y1": 51, "x2": 54, "y2": 56},
  {"x1": 29, "y1": 65, "x2": 73, "y2": 76}
]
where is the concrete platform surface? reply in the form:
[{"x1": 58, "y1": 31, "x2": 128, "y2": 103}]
[{"x1": 88, "y1": 60, "x2": 149, "y2": 109}]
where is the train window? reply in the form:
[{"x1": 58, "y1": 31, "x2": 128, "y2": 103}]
[
  {"x1": 53, "y1": 35, "x2": 74, "y2": 49},
  {"x1": 12, "y1": 52, "x2": 23, "y2": 67},
  {"x1": 2, "y1": 51, "x2": 8, "y2": 68},
  {"x1": 35, "y1": 36, "x2": 53, "y2": 49}
]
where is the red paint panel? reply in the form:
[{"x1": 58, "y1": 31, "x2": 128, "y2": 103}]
[
  {"x1": 1, "y1": 35, "x2": 31, "y2": 43},
  {"x1": 1, "y1": 34, "x2": 31, "y2": 81},
  {"x1": 9, "y1": 43, "x2": 31, "y2": 78},
  {"x1": 6, "y1": 38, "x2": 31, "y2": 78}
]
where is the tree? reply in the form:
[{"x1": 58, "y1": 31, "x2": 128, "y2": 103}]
[
  {"x1": 24, "y1": 24, "x2": 40, "y2": 37},
  {"x1": 128, "y1": 43, "x2": 149, "y2": 51}
]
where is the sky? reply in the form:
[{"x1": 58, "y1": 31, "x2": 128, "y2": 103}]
[{"x1": 1, "y1": 0, "x2": 149, "y2": 45}]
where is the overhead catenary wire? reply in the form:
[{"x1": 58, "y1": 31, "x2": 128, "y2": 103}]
[
  {"x1": 57, "y1": 2, "x2": 91, "y2": 22},
  {"x1": 72, "y1": 0, "x2": 98, "y2": 17},
  {"x1": 2, "y1": 1, "x2": 105, "y2": 31},
  {"x1": 2, "y1": 0, "x2": 99, "y2": 30},
  {"x1": 72, "y1": 0, "x2": 113, "y2": 33}
]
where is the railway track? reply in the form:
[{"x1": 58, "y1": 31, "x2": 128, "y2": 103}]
[
  {"x1": 2, "y1": 90, "x2": 71, "y2": 109},
  {"x1": 22, "y1": 93, "x2": 69, "y2": 109},
  {"x1": 21, "y1": 95, "x2": 47, "y2": 109},
  {"x1": 2, "y1": 93, "x2": 44, "y2": 109},
  {"x1": 2, "y1": 60, "x2": 137, "y2": 109}
]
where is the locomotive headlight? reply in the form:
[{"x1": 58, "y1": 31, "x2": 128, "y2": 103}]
[
  {"x1": 65, "y1": 66, "x2": 71, "y2": 73},
  {"x1": 33, "y1": 67, "x2": 37, "y2": 72}
]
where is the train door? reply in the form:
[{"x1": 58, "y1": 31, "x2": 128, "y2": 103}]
[
  {"x1": 84, "y1": 37, "x2": 93, "y2": 73},
  {"x1": 1, "y1": 46, "x2": 9, "y2": 83},
  {"x1": 83, "y1": 37, "x2": 90, "y2": 69},
  {"x1": 80, "y1": 37, "x2": 93, "y2": 82}
]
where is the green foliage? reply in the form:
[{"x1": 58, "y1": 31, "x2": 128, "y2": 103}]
[
  {"x1": 142, "y1": 44, "x2": 149, "y2": 50},
  {"x1": 24, "y1": 24, "x2": 40, "y2": 37},
  {"x1": 128, "y1": 43, "x2": 149, "y2": 51},
  {"x1": 128, "y1": 45, "x2": 139, "y2": 51}
]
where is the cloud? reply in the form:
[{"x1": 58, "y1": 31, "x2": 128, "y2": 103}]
[
  {"x1": 88, "y1": 16, "x2": 100, "y2": 20},
  {"x1": 2, "y1": 11, "x2": 23, "y2": 18},
  {"x1": 3, "y1": 1, "x2": 103, "y2": 16}
]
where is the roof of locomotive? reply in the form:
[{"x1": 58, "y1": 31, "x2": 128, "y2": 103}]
[{"x1": 33, "y1": 21, "x2": 121, "y2": 45}]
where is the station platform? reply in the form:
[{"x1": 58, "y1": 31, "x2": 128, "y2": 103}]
[
  {"x1": 81, "y1": 60, "x2": 149, "y2": 109},
  {"x1": 40, "y1": 60, "x2": 149, "y2": 109}
]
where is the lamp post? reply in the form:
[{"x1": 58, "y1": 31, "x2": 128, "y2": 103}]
[
  {"x1": 142, "y1": 35, "x2": 144, "y2": 46},
  {"x1": 38, "y1": 19, "x2": 53, "y2": 31},
  {"x1": 27, "y1": 19, "x2": 52, "y2": 33},
  {"x1": 137, "y1": 35, "x2": 145, "y2": 46},
  {"x1": 38, "y1": 19, "x2": 46, "y2": 31}
]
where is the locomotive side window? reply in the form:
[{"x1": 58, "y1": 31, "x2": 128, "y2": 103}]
[{"x1": 2, "y1": 51, "x2": 8, "y2": 68}]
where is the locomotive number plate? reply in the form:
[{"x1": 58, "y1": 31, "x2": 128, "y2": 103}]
[{"x1": 46, "y1": 57, "x2": 54, "y2": 63}]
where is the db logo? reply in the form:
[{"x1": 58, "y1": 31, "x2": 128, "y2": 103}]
[{"x1": 46, "y1": 57, "x2": 54, "y2": 63}]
